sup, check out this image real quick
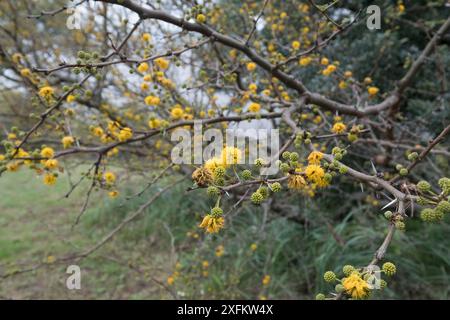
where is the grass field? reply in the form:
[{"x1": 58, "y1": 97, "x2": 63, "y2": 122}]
[{"x1": 0, "y1": 167, "x2": 449, "y2": 299}]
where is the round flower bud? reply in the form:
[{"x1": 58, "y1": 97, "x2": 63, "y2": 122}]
[
  {"x1": 342, "y1": 265, "x2": 355, "y2": 276},
  {"x1": 339, "y1": 166, "x2": 348, "y2": 174},
  {"x1": 420, "y1": 208, "x2": 435, "y2": 222},
  {"x1": 399, "y1": 168, "x2": 408, "y2": 176},
  {"x1": 269, "y1": 182, "x2": 282, "y2": 193},
  {"x1": 241, "y1": 169, "x2": 252, "y2": 180},
  {"x1": 334, "y1": 153, "x2": 343, "y2": 161},
  {"x1": 315, "y1": 293, "x2": 325, "y2": 300},
  {"x1": 335, "y1": 284, "x2": 345, "y2": 293},
  {"x1": 214, "y1": 177, "x2": 225, "y2": 186},
  {"x1": 417, "y1": 180, "x2": 431, "y2": 193},
  {"x1": 210, "y1": 207, "x2": 223, "y2": 217},
  {"x1": 282, "y1": 151, "x2": 291, "y2": 160},
  {"x1": 407, "y1": 152, "x2": 418, "y2": 161},
  {"x1": 347, "y1": 133, "x2": 358, "y2": 142},
  {"x1": 436, "y1": 200, "x2": 450, "y2": 214},
  {"x1": 384, "y1": 211, "x2": 393, "y2": 220},
  {"x1": 289, "y1": 152, "x2": 299, "y2": 162},
  {"x1": 323, "y1": 271, "x2": 336, "y2": 283},
  {"x1": 379, "y1": 279, "x2": 387, "y2": 289},
  {"x1": 382, "y1": 262, "x2": 396, "y2": 276},
  {"x1": 254, "y1": 158, "x2": 264, "y2": 167},
  {"x1": 395, "y1": 221, "x2": 405, "y2": 230},
  {"x1": 207, "y1": 186, "x2": 220, "y2": 198},
  {"x1": 395, "y1": 164, "x2": 403, "y2": 171},
  {"x1": 280, "y1": 163, "x2": 290, "y2": 173},
  {"x1": 251, "y1": 192, "x2": 264, "y2": 205},
  {"x1": 438, "y1": 177, "x2": 450, "y2": 195},
  {"x1": 417, "y1": 196, "x2": 428, "y2": 206},
  {"x1": 257, "y1": 186, "x2": 269, "y2": 199},
  {"x1": 214, "y1": 166, "x2": 226, "y2": 178},
  {"x1": 434, "y1": 209, "x2": 444, "y2": 221},
  {"x1": 324, "y1": 173, "x2": 332, "y2": 183}
]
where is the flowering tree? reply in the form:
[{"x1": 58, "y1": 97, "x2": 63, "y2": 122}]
[{"x1": 0, "y1": 0, "x2": 449, "y2": 299}]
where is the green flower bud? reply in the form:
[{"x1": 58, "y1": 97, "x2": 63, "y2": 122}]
[
  {"x1": 254, "y1": 158, "x2": 264, "y2": 167},
  {"x1": 289, "y1": 152, "x2": 299, "y2": 162},
  {"x1": 420, "y1": 208, "x2": 435, "y2": 222},
  {"x1": 269, "y1": 182, "x2": 282, "y2": 193},
  {"x1": 395, "y1": 221, "x2": 405, "y2": 230},
  {"x1": 323, "y1": 271, "x2": 336, "y2": 283},
  {"x1": 379, "y1": 279, "x2": 387, "y2": 289},
  {"x1": 280, "y1": 163, "x2": 290, "y2": 173},
  {"x1": 335, "y1": 284, "x2": 345, "y2": 293},
  {"x1": 315, "y1": 293, "x2": 325, "y2": 300},
  {"x1": 342, "y1": 265, "x2": 355, "y2": 276},
  {"x1": 436, "y1": 200, "x2": 450, "y2": 214},
  {"x1": 382, "y1": 262, "x2": 396, "y2": 276},
  {"x1": 210, "y1": 207, "x2": 223, "y2": 217},
  {"x1": 438, "y1": 177, "x2": 450, "y2": 195},
  {"x1": 384, "y1": 211, "x2": 393, "y2": 220},
  {"x1": 339, "y1": 166, "x2": 348, "y2": 174},
  {"x1": 251, "y1": 192, "x2": 264, "y2": 205},
  {"x1": 281, "y1": 151, "x2": 291, "y2": 160},
  {"x1": 207, "y1": 186, "x2": 220, "y2": 198},
  {"x1": 214, "y1": 166, "x2": 226, "y2": 178},
  {"x1": 241, "y1": 169, "x2": 252, "y2": 180},
  {"x1": 257, "y1": 186, "x2": 269, "y2": 199},
  {"x1": 407, "y1": 152, "x2": 419, "y2": 161},
  {"x1": 399, "y1": 168, "x2": 408, "y2": 176},
  {"x1": 417, "y1": 181, "x2": 431, "y2": 193}
]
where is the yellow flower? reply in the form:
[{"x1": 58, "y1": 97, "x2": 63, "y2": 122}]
[
  {"x1": 109, "y1": 190, "x2": 119, "y2": 198},
  {"x1": 44, "y1": 159, "x2": 59, "y2": 170},
  {"x1": 104, "y1": 171, "x2": 116, "y2": 184},
  {"x1": 8, "y1": 133, "x2": 17, "y2": 140},
  {"x1": 171, "y1": 106, "x2": 184, "y2": 119},
  {"x1": 66, "y1": 94, "x2": 76, "y2": 103},
  {"x1": 305, "y1": 164, "x2": 325, "y2": 184},
  {"x1": 92, "y1": 126, "x2": 104, "y2": 137},
  {"x1": 262, "y1": 275, "x2": 271, "y2": 286},
  {"x1": 344, "y1": 70, "x2": 353, "y2": 78},
  {"x1": 144, "y1": 95, "x2": 160, "y2": 106},
  {"x1": 322, "y1": 64, "x2": 337, "y2": 76},
  {"x1": 342, "y1": 273, "x2": 370, "y2": 299},
  {"x1": 41, "y1": 147, "x2": 55, "y2": 158},
  {"x1": 6, "y1": 161, "x2": 20, "y2": 172},
  {"x1": 204, "y1": 157, "x2": 223, "y2": 174},
  {"x1": 141, "y1": 33, "x2": 151, "y2": 42},
  {"x1": 339, "y1": 81, "x2": 348, "y2": 89},
  {"x1": 12, "y1": 53, "x2": 23, "y2": 64},
  {"x1": 143, "y1": 74, "x2": 152, "y2": 82},
  {"x1": 43, "y1": 173, "x2": 57, "y2": 185},
  {"x1": 62, "y1": 136, "x2": 74, "y2": 149},
  {"x1": 39, "y1": 86, "x2": 54, "y2": 99},
  {"x1": 137, "y1": 62, "x2": 149, "y2": 73},
  {"x1": 220, "y1": 146, "x2": 242, "y2": 166},
  {"x1": 299, "y1": 57, "x2": 312, "y2": 66},
  {"x1": 118, "y1": 127, "x2": 133, "y2": 141},
  {"x1": 292, "y1": 40, "x2": 300, "y2": 50},
  {"x1": 248, "y1": 83, "x2": 257, "y2": 92},
  {"x1": 320, "y1": 57, "x2": 329, "y2": 65},
  {"x1": 198, "y1": 214, "x2": 225, "y2": 233},
  {"x1": 398, "y1": 3, "x2": 405, "y2": 13},
  {"x1": 20, "y1": 68, "x2": 31, "y2": 77},
  {"x1": 332, "y1": 122, "x2": 347, "y2": 134},
  {"x1": 250, "y1": 243, "x2": 257, "y2": 251},
  {"x1": 288, "y1": 174, "x2": 307, "y2": 190},
  {"x1": 247, "y1": 62, "x2": 256, "y2": 72},
  {"x1": 167, "y1": 276, "x2": 175, "y2": 285},
  {"x1": 196, "y1": 13, "x2": 206, "y2": 23},
  {"x1": 154, "y1": 57, "x2": 169, "y2": 70},
  {"x1": 308, "y1": 151, "x2": 323, "y2": 164},
  {"x1": 202, "y1": 260, "x2": 209, "y2": 268},
  {"x1": 215, "y1": 245, "x2": 225, "y2": 257},
  {"x1": 0, "y1": 154, "x2": 5, "y2": 161},
  {"x1": 148, "y1": 118, "x2": 162, "y2": 129},
  {"x1": 248, "y1": 102, "x2": 261, "y2": 113},
  {"x1": 368, "y1": 86, "x2": 379, "y2": 96},
  {"x1": 364, "y1": 77, "x2": 372, "y2": 84},
  {"x1": 140, "y1": 82, "x2": 149, "y2": 91}
]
